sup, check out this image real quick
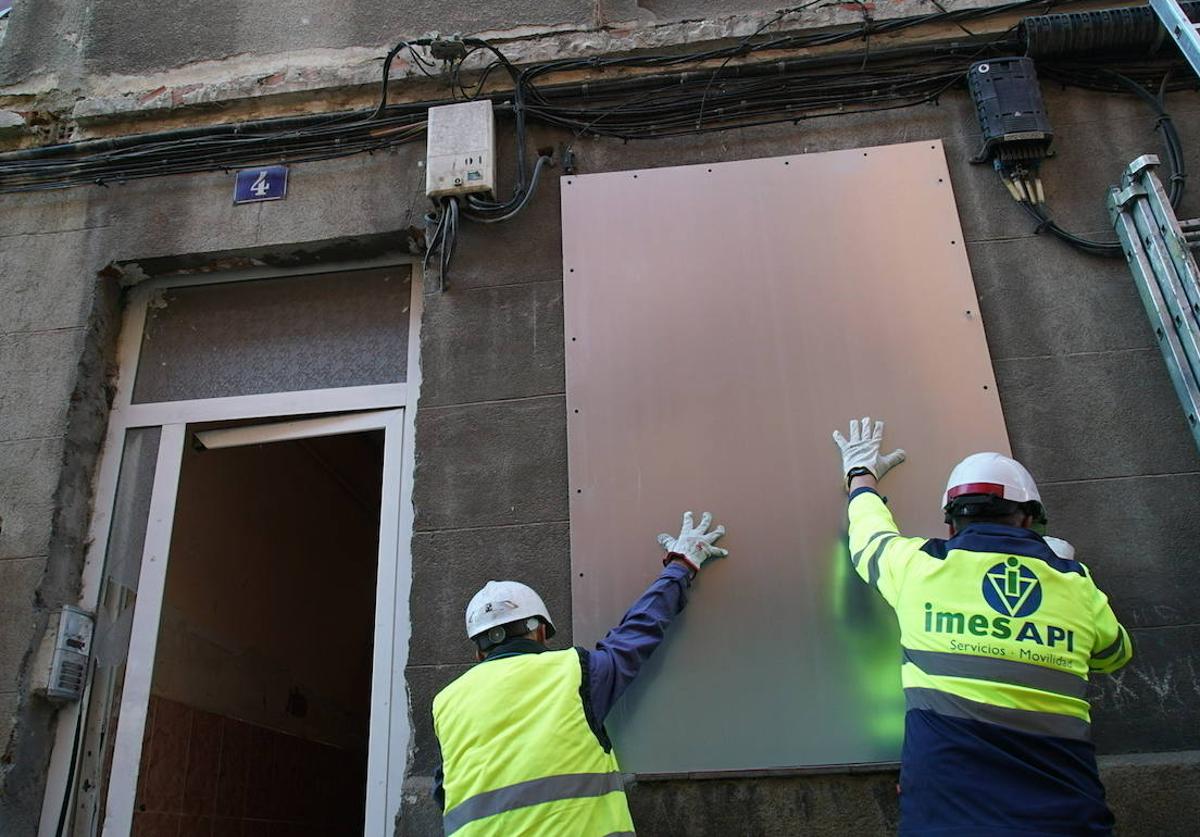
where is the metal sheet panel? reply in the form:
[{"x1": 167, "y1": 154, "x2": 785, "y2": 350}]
[{"x1": 561, "y1": 140, "x2": 1011, "y2": 774}]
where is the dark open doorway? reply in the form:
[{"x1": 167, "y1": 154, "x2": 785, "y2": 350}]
[{"x1": 132, "y1": 427, "x2": 383, "y2": 837}]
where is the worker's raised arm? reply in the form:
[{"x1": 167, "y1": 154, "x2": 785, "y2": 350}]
[
  {"x1": 583, "y1": 511, "x2": 727, "y2": 730},
  {"x1": 1087, "y1": 576, "x2": 1133, "y2": 674},
  {"x1": 834, "y1": 417, "x2": 927, "y2": 606}
]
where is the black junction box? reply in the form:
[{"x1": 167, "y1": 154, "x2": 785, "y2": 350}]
[{"x1": 968, "y1": 56, "x2": 1053, "y2": 164}]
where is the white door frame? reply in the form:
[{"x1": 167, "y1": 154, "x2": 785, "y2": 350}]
[
  {"x1": 38, "y1": 258, "x2": 422, "y2": 837},
  {"x1": 102, "y1": 409, "x2": 406, "y2": 836}
]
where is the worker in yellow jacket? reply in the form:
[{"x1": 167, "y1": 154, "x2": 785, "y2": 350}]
[
  {"x1": 833, "y1": 416, "x2": 1132, "y2": 835},
  {"x1": 432, "y1": 511, "x2": 727, "y2": 836}
]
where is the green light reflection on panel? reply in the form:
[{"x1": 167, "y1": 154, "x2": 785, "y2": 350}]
[{"x1": 828, "y1": 532, "x2": 906, "y2": 754}]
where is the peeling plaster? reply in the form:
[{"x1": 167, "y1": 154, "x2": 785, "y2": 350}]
[{"x1": 0, "y1": 0, "x2": 1016, "y2": 130}]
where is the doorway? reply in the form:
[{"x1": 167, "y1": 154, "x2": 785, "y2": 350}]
[
  {"x1": 91, "y1": 410, "x2": 408, "y2": 837},
  {"x1": 41, "y1": 262, "x2": 420, "y2": 837},
  {"x1": 130, "y1": 424, "x2": 383, "y2": 836}
]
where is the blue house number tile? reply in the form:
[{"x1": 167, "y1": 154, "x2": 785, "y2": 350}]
[{"x1": 234, "y1": 166, "x2": 289, "y2": 204}]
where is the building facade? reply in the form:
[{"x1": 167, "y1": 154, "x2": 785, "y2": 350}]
[{"x1": 1, "y1": 0, "x2": 1199, "y2": 835}]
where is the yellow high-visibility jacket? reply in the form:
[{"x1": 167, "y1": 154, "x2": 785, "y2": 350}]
[
  {"x1": 848, "y1": 486, "x2": 1131, "y2": 834},
  {"x1": 433, "y1": 648, "x2": 635, "y2": 837}
]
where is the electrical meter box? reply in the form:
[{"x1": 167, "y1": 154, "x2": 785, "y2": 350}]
[
  {"x1": 33, "y1": 606, "x2": 94, "y2": 702},
  {"x1": 425, "y1": 100, "x2": 496, "y2": 198}
]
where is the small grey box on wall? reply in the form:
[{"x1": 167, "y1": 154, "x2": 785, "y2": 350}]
[{"x1": 33, "y1": 606, "x2": 95, "y2": 702}]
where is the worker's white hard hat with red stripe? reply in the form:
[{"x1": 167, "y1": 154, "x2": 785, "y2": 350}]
[{"x1": 942, "y1": 451, "x2": 1042, "y2": 509}]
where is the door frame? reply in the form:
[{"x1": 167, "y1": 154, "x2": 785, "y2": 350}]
[{"x1": 38, "y1": 256, "x2": 422, "y2": 837}]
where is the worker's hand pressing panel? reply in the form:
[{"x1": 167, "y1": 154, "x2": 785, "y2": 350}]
[
  {"x1": 657, "y1": 511, "x2": 727, "y2": 572},
  {"x1": 833, "y1": 416, "x2": 906, "y2": 489}
]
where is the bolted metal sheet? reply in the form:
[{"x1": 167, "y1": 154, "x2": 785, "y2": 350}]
[{"x1": 561, "y1": 140, "x2": 1011, "y2": 774}]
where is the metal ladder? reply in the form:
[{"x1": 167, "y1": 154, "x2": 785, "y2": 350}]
[
  {"x1": 1108, "y1": 156, "x2": 1200, "y2": 450},
  {"x1": 1152, "y1": 0, "x2": 1200, "y2": 78},
  {"x1": 1106, "y1": 1, "x2": 1200, "y2": 451}
]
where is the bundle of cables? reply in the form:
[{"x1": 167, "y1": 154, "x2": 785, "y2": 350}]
[
  {"x1": 1011, "y1": 66, "x2": 1188, "y2": 257},
  {"x1": 0, "y1": 0, "x2": 1092, "y2": 195},
  {"x1": 0, "y1": 0, "x2": 1195, "y2": 269}
]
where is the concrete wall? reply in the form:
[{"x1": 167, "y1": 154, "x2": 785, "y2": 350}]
[
  {"x1": 401, "y1": 90, "x2": 1200, "y2": 832},
  {"x1": 2, "y1": 68, "x2": 1200, "y2": 837},
  {"x1": 0, "y1": 149, "x2": 427, "y2": 833}
]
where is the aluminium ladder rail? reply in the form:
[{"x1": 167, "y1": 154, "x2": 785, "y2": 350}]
[
  {"x1": 1107, "y1": 0, "x2": 1200, "y2": 452},
  {"x1": 1108, "y1": 155, "x2": 1200, "y2": 451},
  {"x1": 1152, "y1": 0, "x2": 1200, "y2": 79}
]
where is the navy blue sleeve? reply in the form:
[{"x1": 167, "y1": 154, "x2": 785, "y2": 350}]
[
  {"x1": 433, "y1": 763, "x2": 445, "y2": 811},
  {"x1": 585, "y1": 561, "x2": 694, "y2": 725},
  {"x1": 848, "y1": 485, "x2": 882, "y2": 502}
]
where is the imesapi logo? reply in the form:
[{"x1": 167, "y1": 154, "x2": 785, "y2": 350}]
[{"x1": 922, "y1": 557, "x2": 1075, "y2": 654}]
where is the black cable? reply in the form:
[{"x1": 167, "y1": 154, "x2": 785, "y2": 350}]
[
  {"x1": 371, "y1": 39, "x2": 434, "y2": 120},
  {"x1": 463, "y1": 156, "x2": 553, "y2": 223},
  {"x1": 1016, "y1": 68, "x2": 1187, "y2": 258},
  {"x1": 0, "y1": 0, "x2": 1187, "y2": 194},
  {"x1": 694, "y1": 0, "x2": 828, "y2": 130},
  {"x1": 423, "y1": 195, "x2": 463, "y2": 288}
]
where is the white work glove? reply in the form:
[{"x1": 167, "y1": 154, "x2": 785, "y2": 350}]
[
  {"x1": 657, "y1": 511, "x2": 727, "y2": 572},
  {"x1": 832, "y1": 416, "x2": 906, "y2": 488}
]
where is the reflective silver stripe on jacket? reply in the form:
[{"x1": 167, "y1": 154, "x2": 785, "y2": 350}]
[
  {"x1": 443, "y1": 771, "x2": 626, "y2": 835},
  {"x1": 902, "y1": 647, "x2": 1089, "y2": 699},
  {"x1": 905, "y1": 687, "x2": 1091, "y2": 741},
  {"x1": 865, "y1": 535, "x2": 897, "y2": 588},
  {"x1": 1092, "y1": 630, "x2": 1125, "y2": 661},
  {"x1": 849, "y1": 527, "x2": 897, "y2": 568}
]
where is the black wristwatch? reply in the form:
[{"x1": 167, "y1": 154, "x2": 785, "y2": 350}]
[{"x1": 846, "y1": 466, "x2": 874, "y2": 481}]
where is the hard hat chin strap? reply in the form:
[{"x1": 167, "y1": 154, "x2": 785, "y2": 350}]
[{"x1": 944, "y1": 495, "x2": 1047, "y2": 528}]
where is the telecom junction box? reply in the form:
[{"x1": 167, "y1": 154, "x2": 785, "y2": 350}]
[
  {"x1": 425, "y1": 100, "x2": 496, "y2": 198},
  {"x1": 968, "y1": 57, "x2": 1053, "y2": 165}
]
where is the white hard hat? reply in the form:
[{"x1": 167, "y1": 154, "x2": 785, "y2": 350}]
[
  {"x1": 465, "y1": 580, "x2": 556, "y2": 642},
  {"x1": 942, "y1": 451, "x2": 1042, "y2": 507},
  {"x1": 1042, "y1": 536, "x2": 1075, "y2": 561}
]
